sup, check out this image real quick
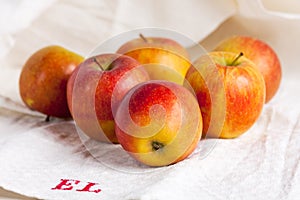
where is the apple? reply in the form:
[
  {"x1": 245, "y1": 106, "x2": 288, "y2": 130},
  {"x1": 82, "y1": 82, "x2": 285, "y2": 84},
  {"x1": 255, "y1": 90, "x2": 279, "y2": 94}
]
[
  {"x1": 185, "y1": 51, "x2": 265, "y2": 139},
  {"x1": 116, "y1": 34, "x2": 190, "y2": 84},
  {"x1": 214, "y1": 35, "x2": 281, "y2": 103},
  {"x1": 67, "y1": 53, "x2": 149, "y2": 143},
  {"x1": 115, "y1": 80, "x2": 202, "y2": 166},
  {"x1": 19, "y1": 45, "x2": 84, "y2": 119}
]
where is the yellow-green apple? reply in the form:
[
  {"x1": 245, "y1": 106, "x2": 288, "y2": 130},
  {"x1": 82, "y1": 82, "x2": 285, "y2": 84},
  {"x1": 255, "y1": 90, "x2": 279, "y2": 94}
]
[
  {"x1": 19, "y1": 45, "x2": 84, "y2": 119},
  {"x1": 214, "y1": 35, "x2": 281, "y2": 103},
  {"x1": 185, "y1": 51, "x2": 265, "y2": 139},
  {"x1": 115, "y1": 80, "x2": 202, "y2": 166},
  {"x1": 67, "y1": 54, "x2": 149, "y2": 143},
  {"x1": 116, "y1": 34, "x2": 190, "y2": 84}
]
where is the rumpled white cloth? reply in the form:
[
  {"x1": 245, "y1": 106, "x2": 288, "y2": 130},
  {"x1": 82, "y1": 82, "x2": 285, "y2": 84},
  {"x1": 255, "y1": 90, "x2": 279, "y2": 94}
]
[{"x1": 0, "y1": 0, "x2": 300, "y2": 199}]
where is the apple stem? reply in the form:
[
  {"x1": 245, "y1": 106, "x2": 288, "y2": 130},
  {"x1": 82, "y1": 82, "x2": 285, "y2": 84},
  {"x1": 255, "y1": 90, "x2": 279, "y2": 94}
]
[
  {"x1": 139, "y1": 33, "x2": 148, "y2": 43},
  {"x1": 152, "y1": 141, "x2": 164, "y2": 151},
  {"x1": 45, "y1": 115, "x2": 50, "y2": 122},
  {"x1": 230, "y1": 52, "x2": 244, "y2": 66},
  {"x1": 94, "y1": 57, "x2": 104, "y2": 71}
]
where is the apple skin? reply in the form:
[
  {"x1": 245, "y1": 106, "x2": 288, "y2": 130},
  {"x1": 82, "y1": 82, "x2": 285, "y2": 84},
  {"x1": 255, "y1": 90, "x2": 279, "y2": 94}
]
[
  {"x1": 19, "y1": 45, "x2": 84, "y2": 118},
  {"x1": 67, "y1": 54, "x2": 149, "y2": 143},
  {"x1": 116, "y1": 36, "x2": 190, "y2": 84},
  {"x1": 185, "y1": 51, "x2": 265, "y2": 139},
  {"x1": 214, "y1": 35, "x2": 281, "y2": 103},
  {"x1": 115, "y1": 80, "x2": 202, "y2": 166}
]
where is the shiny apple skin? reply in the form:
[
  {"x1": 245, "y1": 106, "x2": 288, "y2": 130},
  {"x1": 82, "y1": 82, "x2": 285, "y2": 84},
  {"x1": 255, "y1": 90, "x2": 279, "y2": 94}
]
[
  {"x1": 117, "y1": 37, "x2": 190, "y2": 84},
  {"x1": 115, "y1": 80, "x2": 202, "y2": 166},
  {"x1": 19, "y1": 45, "x2": 84, "y2": 118},
  {"x1": 67, "y1": 54, "x2": 149, "y2": 143},
  {"x1": 186, "y1": 51, "x2": 265, "y2": 138},
  {"x1": 214, "y1": 35, "x2": 281, "y2": 103}
]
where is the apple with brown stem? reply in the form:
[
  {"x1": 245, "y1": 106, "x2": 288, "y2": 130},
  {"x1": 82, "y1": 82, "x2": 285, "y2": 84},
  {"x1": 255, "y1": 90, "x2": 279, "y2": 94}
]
[
  {"x1": 115, "y1": 80, "x2": 202, "y2": 166},
  {"x1": 116, "y1": 34, "x2": 191, "y2": 84},
  {"x1": 67, "y1": 53, "x2": 149, "y2": 143},
  {"x1": 214, "y1": 35, "x2": 281, "y2": 103},
  {"x1": 186, "y1": 51, "x2": 265, "y2": 138}
]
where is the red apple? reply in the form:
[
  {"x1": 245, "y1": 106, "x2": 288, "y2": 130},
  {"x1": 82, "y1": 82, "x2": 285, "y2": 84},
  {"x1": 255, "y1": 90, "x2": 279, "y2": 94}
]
[
  {"x1": 116, "y1": 34, "x2": 190, "y2": 84},
  {"x1": 19, "y1": 45, "x2": 84, "y2": 119},
  {"x1": 214, "y1": 35, "x2": 281, "y2": 103},
  {"x1": 115, "y1": 80, "x2": 202, "y2": 166},
  {"x1": 67, "y1": 54, "x2": 149, "y2": 143},
  {"x1": 185, "y1": 51, "x2": 265, "y2": 138}
]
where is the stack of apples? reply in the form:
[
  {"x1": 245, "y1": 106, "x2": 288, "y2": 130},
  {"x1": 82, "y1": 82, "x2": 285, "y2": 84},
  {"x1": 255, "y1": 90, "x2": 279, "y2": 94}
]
[{"x1": 19, "y1": 34, "x2": 281, "y2": 167}]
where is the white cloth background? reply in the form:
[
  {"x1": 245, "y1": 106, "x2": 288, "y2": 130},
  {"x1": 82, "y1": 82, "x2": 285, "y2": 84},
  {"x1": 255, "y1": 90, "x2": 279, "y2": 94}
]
[{"x1": 0, "y1": 0, "x2": 299, "y2": 199}]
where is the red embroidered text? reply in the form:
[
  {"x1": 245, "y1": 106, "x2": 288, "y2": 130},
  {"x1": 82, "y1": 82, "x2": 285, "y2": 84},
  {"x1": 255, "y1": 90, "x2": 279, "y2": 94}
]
[{"x1": 51, "y1": 179, "x2": 101, "y2": 193}]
